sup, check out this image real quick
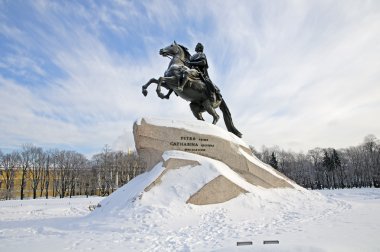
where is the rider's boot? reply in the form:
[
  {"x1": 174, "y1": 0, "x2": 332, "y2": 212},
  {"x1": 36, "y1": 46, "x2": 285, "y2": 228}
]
[
  {"x1": 209, "y1": 91, "x2": 216, "y2": 103},
  {"x1": 215, "y1": 90, "x2": 222, "y2": 101}
]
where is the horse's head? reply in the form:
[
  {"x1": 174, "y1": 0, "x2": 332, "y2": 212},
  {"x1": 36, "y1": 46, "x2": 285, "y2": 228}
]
[{"x1": 159, "y1": 41, "x2": 181, "y2": 57}]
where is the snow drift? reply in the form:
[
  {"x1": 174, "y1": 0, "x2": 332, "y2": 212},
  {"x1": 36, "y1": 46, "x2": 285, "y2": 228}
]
[
  {"x1": 87, "y1": 149, "x2": 349, "y2": 251},
  {"x1": 92, "y1": 150, "x2": 312, "y2": 217}
]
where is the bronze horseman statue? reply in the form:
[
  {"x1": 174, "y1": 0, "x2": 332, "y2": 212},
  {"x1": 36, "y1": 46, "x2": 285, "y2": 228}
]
[{"x1": 142, "y1": 41, "x2": 242, "y2": 138}]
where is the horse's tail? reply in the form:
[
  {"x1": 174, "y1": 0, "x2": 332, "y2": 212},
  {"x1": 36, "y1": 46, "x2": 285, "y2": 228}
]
[{"x1": 220, "y1": 99, "x2": 242, "y2": 138}]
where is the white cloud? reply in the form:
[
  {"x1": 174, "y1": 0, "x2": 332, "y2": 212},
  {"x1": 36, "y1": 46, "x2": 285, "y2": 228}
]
[
  {"x1": 0, "y1": 0, "x2": 379, "y2": 155},
  {"x1": 188, "y1": 0, "x2": 380, "y2": 151},
  {"x1": 0, "y1": 1, "x2": 194, "y2": 154}
]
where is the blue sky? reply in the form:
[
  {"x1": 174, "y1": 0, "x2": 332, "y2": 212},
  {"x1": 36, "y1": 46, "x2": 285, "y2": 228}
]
[{"x1": 1, "y1": 0, "x2": 380, "y2": 156}]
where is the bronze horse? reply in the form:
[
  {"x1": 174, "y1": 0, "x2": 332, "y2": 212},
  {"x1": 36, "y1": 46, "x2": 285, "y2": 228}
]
[{"x1": 142, "y1": 41, "x2": 242, "y2": 138}]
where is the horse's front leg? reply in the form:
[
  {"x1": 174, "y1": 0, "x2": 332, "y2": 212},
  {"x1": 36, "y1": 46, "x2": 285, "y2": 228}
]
[
  {"x1": 163, "y1": 89, "x2": 173, "y2": 99},
  {"x1": 178, "y1": 72, "x2": 188, "y2": 91},
  {"x1": 156, "y1": 77, "x2": 166, "y2": 99},
  {"x1": 142, "y1": 78, "x2": 159, "y2": 96},
  {"x1": 157, "y1": 76, "x2": 176, "y2": 99}
]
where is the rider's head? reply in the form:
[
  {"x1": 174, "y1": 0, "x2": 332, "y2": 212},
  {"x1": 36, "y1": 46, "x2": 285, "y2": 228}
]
[{"x1": 195, "y1": 43, "x2": 204, "y2": 52}]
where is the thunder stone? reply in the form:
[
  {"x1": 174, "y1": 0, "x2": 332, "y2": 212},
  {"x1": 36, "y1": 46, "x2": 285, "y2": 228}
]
[{"x1": 133, "y1": 118, "x2": 297, "y2": 189}]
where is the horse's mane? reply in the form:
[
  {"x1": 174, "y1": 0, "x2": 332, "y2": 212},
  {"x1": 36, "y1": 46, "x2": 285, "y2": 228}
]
[{"x1": 178, "y1": 44, "x2": 191, "y2": 60}]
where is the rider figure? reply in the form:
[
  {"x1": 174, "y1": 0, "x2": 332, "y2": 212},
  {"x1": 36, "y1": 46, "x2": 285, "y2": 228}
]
[{"x1": 180, "y1": 42, "x2": 221, "y2": 102}]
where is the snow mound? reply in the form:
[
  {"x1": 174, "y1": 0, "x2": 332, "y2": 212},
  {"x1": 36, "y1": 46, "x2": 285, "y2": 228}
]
[
  {"x1": 0, "y1": 151, "x2": 360, "y2": 252},
  {"x1": 92, "y1": 150, "x2": 312, "y2": 219},
  {"x1": 85, "y1": 151, "x2": 344, "y2": 251}
]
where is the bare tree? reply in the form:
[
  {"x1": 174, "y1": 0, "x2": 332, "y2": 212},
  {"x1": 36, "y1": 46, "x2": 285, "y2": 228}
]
[
  {"x1": 363, "y1": 135, "x2": 380, "y2": 187},
  {"x1": 68, "y1": 151, "x2": 86, "y2": 198},
  {"x1": 93, "y1": 145, "x2": 113, "y2": 196},
  {"x1": 55, "y1": 150, "x2": 70, "y2": 198},
  {"x1": 307, "y1": 148, "x2": 324, "y2": 189},
  {"x1": 49, "y1": 149, "x2": 60, "y2": 197},
  {"x1": 1, "y1": 144, "x2": 147, "y2": 200},
  {"x1": 253, "y1": 135, "x2": 380, "y2": 189},
  {"x1": 19, "y1": 144, "x2": 35, "y2": 200},
  {"x1": 0, "y1": 151, "x2": 20, "y2": 199},
  {"x1": 28, "y1": 146, "x2": 44, "y2": 199},
  {"x1": 39, "y1": 150, "x2": 54, "y2": 199}
]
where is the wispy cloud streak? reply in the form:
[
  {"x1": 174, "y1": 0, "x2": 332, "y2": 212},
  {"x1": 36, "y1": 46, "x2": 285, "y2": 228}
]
[{"x1": 0, "y1": 0, "x2": 379, "y2": 155}]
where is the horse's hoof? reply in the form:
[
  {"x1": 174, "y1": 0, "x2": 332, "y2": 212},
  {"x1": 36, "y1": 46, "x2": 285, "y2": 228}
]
[
  {"x1": 158, "y1": 92, "x2": 165, "y2": 99},
  {"x1": 142, "y1": 89, "x2": 148, "y2": 96},
  {"x1": 212, "y1": 116, "x2": 220, "y2": 125}
]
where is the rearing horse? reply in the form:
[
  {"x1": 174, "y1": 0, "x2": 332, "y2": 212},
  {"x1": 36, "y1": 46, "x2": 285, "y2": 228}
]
[{"x1": 142, "y1": 41, "x2": 242, "y2": 138}]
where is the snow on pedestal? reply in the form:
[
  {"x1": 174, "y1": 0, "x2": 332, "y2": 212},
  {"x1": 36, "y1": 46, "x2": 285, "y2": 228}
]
[
  {"x1": 133, "y1": 117, "x2": 301, "y2": 200},
  {"x1": 94, "y1": 117, "x2": 303, "y2": 212}
]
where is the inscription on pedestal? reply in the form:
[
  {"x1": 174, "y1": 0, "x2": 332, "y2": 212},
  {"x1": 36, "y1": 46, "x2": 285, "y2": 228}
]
[
  {"x1": 134, "y1": 118, "x2": 296, "y2": 189},
  {"x1": 169, "y1": 136, "x2": 215, "y2": 154}
]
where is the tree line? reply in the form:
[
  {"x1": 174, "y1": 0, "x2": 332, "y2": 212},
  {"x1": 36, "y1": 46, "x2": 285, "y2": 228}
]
[
  {"x1": 1, "y1": 135, "x2": 379, "y2": 200},
  {"x1": 0, "y1": 144, "x2": 146, "y2": 200},
  {"x1": 251, "y1": 135, "x2": 380, "y2": 189}
]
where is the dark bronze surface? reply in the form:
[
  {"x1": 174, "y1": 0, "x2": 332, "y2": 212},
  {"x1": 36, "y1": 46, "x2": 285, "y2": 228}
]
[{"x1": 142, "y1": 41, "x2": 242, "y2": 138}]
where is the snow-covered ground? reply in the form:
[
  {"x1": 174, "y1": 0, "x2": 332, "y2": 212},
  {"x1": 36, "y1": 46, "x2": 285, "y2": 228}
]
[
  {"x1": 1, "y1": 188, "x2": 379, "y2": 251},
  {"x1": 3, "y1": 121, "x2": 377, "y2": 251},
  {"x1": 0, "y1": 148, "x2": 378, "y2": 252}
]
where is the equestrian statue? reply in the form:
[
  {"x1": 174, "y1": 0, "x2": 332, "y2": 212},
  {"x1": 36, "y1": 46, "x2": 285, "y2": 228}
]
[{"x1": 142, "y1": 41, "x2": 242, "y2": 138}]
